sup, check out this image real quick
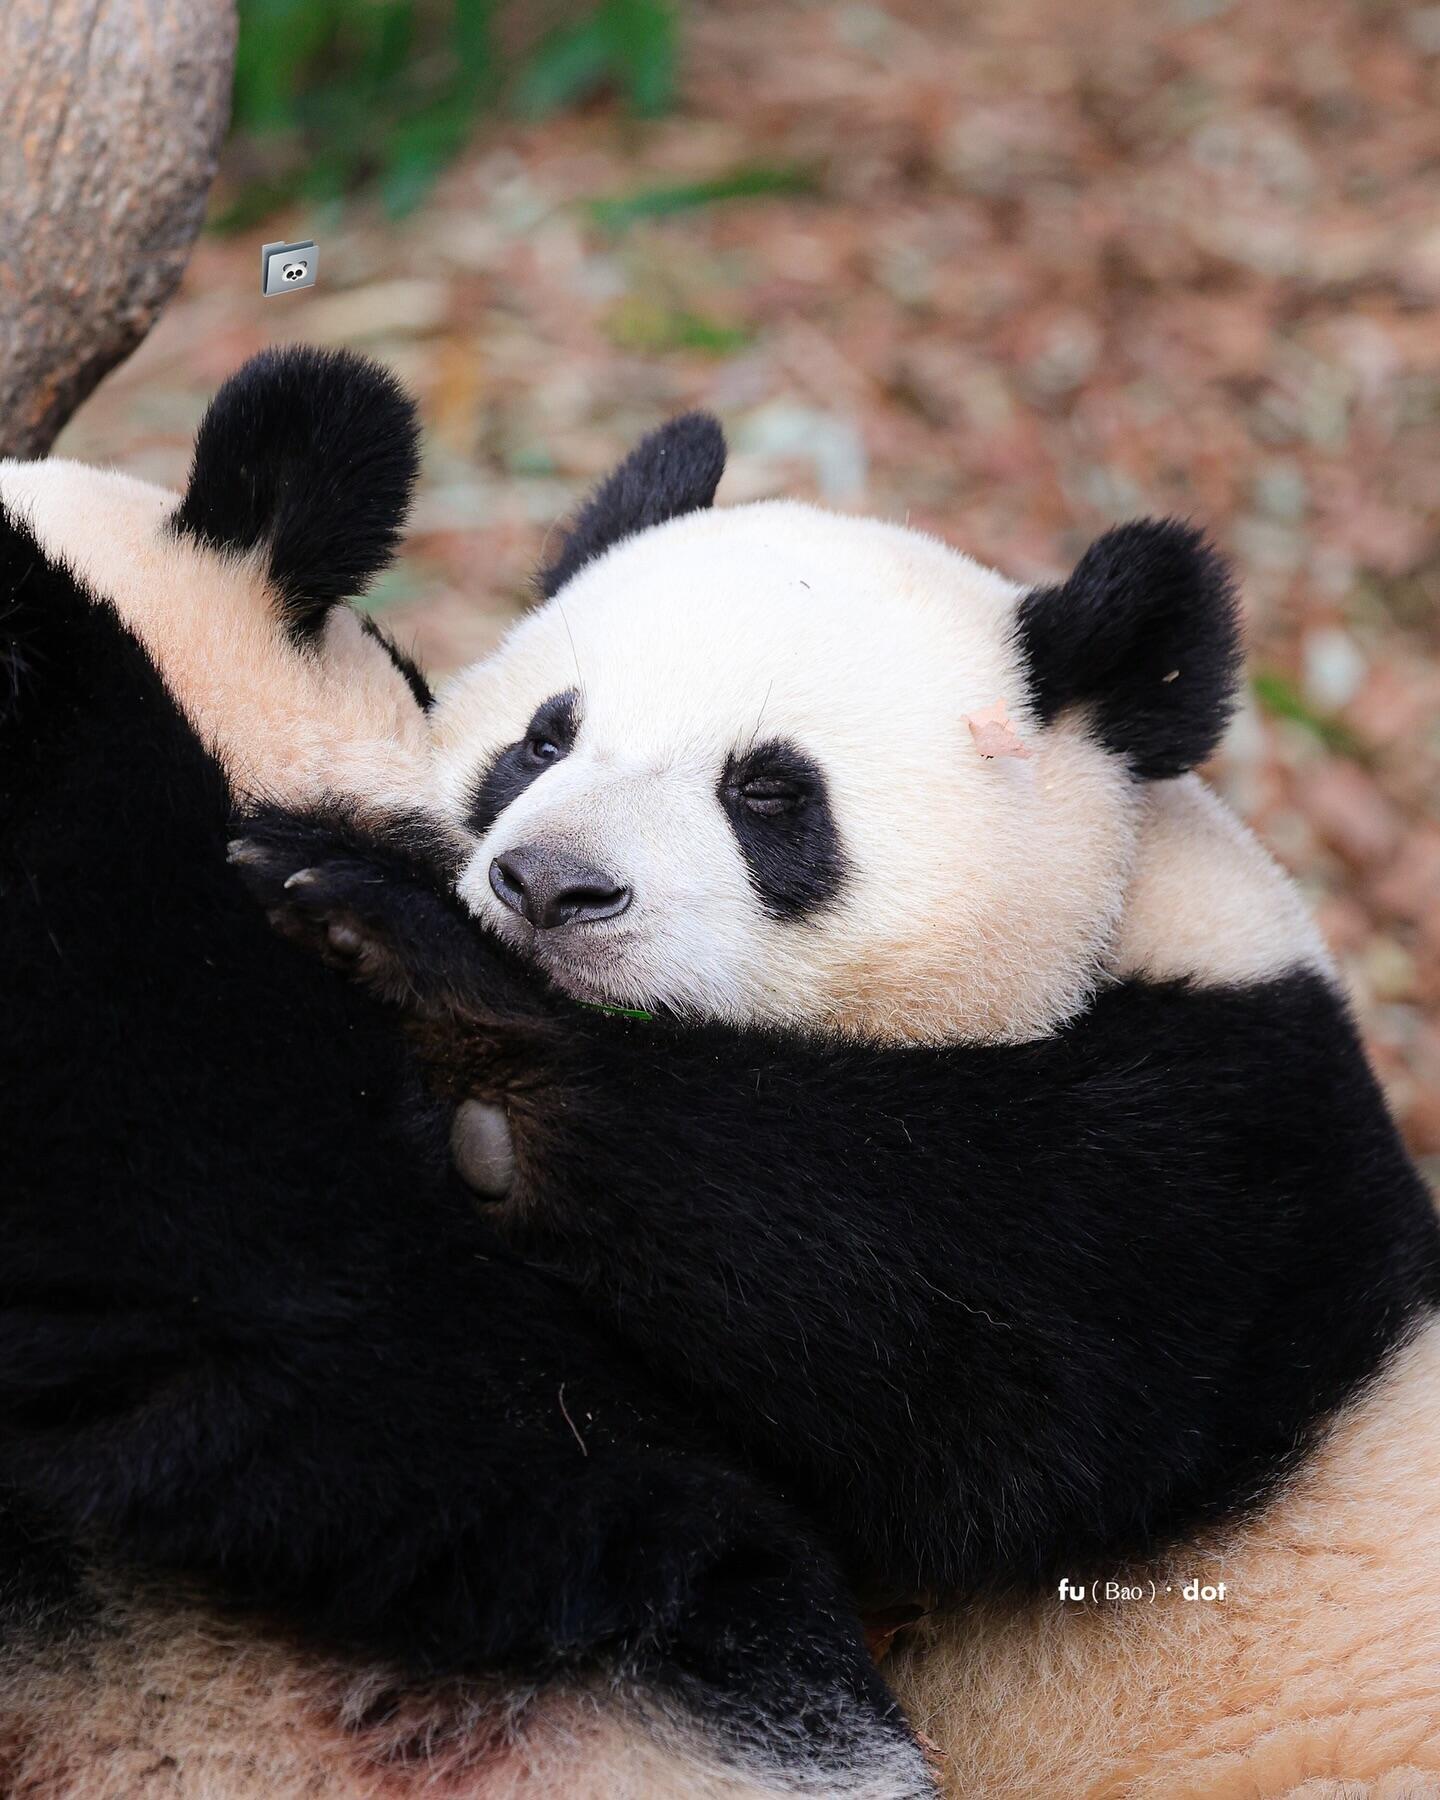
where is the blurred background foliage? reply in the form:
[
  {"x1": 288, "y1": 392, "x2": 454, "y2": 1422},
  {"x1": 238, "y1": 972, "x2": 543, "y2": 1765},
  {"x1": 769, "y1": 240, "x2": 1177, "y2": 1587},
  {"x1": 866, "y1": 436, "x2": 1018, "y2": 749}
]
[{"x1": 224, "y1": 0, "x2": 680, "y2": 226}]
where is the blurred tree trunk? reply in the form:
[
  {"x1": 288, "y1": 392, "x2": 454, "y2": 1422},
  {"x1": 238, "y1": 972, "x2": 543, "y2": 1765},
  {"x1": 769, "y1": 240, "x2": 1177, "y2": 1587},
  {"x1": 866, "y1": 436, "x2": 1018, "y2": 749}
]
[{"x1": 0, "y1": 0, "x2": 236, "y2": 460}]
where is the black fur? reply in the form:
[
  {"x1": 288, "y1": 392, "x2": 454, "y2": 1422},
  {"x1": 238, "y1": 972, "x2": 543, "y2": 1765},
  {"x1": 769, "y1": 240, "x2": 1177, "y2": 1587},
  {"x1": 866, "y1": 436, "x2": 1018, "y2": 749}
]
[
  {"x1": 235, "y1": 806, "x2": 1440, "y2": 1605},
  {"x1": 719, "y1": 737, "x2": 849, "y2": 921},
  {"x1": 360, "y1": 611, "x2": 433, "y2": 709},
  {"x1": 468, "y1": 688, "x2": 580, "y2": 836},
  {"x1": 170, "y1": 346, "x2": 421, "y2": 640},
  {"x1": 1017, "y1": 519, "x2": 1242, "y2": 779},
  {"x1": 0, "y1": 505, "x2": 928, "y2": 1788},
  {"x1": 538, "y1": 413, "x2": 727, "y2": 598}
]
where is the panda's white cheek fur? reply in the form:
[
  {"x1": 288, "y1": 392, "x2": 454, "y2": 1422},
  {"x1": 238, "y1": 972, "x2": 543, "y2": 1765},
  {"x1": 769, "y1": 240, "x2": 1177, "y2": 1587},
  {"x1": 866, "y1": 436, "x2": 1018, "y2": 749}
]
[
  {"x1": 469, "y1": 766, "x2": 766, "y2": 1015},
  {"x1": 637, "y1": 897, "x2": 779, "y2": 1020},
  {"x1": 804, "y1": 716, "x2": 1139, "y2": 1046}
]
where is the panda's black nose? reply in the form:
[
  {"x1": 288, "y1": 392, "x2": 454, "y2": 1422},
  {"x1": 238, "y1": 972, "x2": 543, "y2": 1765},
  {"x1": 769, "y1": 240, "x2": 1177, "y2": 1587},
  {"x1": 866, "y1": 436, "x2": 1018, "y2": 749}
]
[{"x1": 489, "y1": 845, "x2": 631, "y2": 930}]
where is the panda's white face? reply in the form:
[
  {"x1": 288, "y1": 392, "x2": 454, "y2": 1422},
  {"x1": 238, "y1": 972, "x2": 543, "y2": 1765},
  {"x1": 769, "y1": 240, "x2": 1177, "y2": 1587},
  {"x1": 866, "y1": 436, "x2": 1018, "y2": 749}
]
[{"x1": 430, "y1": 501, "x2": 1138, "y2": 1045}]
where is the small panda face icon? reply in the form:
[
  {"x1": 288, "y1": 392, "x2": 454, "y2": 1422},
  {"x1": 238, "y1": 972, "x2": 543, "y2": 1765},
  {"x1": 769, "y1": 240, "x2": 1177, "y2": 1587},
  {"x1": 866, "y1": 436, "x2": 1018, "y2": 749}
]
[{"x1": 262, "y1": 239, "x2": 318, "y2": 296}]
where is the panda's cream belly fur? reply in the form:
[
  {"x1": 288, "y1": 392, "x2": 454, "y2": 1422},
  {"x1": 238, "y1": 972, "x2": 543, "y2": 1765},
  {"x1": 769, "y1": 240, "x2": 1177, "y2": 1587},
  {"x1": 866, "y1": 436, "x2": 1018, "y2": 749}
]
[{"x1": 891, "y1": 1282, "x2": 1440, "y2": 1798}]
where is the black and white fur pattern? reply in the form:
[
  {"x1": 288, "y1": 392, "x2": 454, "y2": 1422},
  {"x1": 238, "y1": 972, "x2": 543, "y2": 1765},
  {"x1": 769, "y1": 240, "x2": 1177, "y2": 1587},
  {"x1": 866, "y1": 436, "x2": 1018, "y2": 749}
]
[
  {"x1": 9, "y1": 355, "x2": 1439, "y2": 1795},
  {"x1": 0, "y1": 357, "x2": 932, "y2": 1799},
  {"x1": 427, "y1": 420, "x2": 1265, "y2": 1046},
  {"x1": 0, "y1": 346, "x2": 433, "y2": 814},
  {"x1": 265, "y1": 411, "x2": 1440, "y2": 1791}
]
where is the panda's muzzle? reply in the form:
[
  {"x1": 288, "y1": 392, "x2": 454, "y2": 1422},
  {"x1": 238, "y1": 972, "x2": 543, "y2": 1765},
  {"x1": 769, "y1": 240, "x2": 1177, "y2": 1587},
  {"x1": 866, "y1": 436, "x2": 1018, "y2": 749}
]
[{"x1": 489, "y1": 844, "x2": 632, "y2": 931}]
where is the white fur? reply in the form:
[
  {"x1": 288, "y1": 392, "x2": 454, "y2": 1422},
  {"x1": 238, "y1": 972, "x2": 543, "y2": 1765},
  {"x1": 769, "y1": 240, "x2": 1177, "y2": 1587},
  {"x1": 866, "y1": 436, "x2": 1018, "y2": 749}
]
[
  {"x1": 1113, "y1": 774, "x2": 1332, "y2": 988},
  {"x1": 432, "y1": 501, "x2": 1139, "y2": 1046},
  {"x1": 0, "y1": 458, "x2": 430, "y2": 812}
]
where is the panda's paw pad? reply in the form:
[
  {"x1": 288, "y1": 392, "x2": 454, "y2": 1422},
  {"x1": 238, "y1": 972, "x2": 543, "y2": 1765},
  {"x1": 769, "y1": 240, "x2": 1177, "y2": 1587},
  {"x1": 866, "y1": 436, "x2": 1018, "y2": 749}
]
[{"x1": 327, "y1": 920, "x2": 365, "y2": 957}]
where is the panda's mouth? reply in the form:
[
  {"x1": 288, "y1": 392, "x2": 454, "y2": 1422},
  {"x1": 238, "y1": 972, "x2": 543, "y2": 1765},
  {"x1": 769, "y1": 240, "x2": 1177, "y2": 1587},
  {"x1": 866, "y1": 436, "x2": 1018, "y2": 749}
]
[
  {"x1": 456, "y1": 849, "x2": 653, "y2": 1004},
  {"x1": 515, "y1": 919, "x2": 644, "y2": 1002}
]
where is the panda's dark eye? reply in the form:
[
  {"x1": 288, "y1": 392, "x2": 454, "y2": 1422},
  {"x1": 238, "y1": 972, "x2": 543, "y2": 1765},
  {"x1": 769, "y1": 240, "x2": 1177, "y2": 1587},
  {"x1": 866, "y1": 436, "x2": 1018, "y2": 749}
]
[
  {"x1": 738, "y1": 775, "x2": 806, "y2": 817},
  {"x1": 718, "y1": 737, "x2": 848, "y2": 922},
  {"x1": 519, "y1": 692, "x2": 578, "y2": 766},
  {"x1": 467, "y1": 688, "x2": 580, "y2": 835}
]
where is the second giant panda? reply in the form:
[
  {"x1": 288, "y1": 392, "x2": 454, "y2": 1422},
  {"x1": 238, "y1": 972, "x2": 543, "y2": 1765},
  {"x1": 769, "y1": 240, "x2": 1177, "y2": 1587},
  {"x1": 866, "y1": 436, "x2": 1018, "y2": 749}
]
[
  {"x1": 243, "y1": 413, "x2": 1440, "y2": 1796},
  {"x1": 0, "y1": 354, "x2": 934, "y2": 1800}
]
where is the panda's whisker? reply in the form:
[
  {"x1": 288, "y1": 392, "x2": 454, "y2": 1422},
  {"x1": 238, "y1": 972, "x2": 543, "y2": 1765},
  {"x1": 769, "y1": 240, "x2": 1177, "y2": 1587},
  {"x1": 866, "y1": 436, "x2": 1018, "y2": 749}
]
[
  {"x1": 554, "y1": 597, "x2": 585, "y2": 700},
  {"x1": 747, "y1": 677, "x2": 776, "y2": 753}
]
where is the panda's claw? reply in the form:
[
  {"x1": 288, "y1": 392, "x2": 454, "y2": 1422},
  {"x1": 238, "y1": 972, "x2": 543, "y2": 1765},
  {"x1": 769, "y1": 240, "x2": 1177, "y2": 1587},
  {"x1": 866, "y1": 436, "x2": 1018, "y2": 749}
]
[
  {"x1": 228, "y1": 807, "x2": 538, "y2": 1024},
  {"x1": 227, "y1": 817, "x2": 445, "y2": 1008}
]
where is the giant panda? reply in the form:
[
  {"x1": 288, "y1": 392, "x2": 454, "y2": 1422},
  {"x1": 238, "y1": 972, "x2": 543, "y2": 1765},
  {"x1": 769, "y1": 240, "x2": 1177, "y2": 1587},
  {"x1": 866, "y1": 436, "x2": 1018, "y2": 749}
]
[
  {"x1": 237, "y1": 412, "x2": 1440, "y2": 1795},
  {"x1": 0, "y1": 352, "x2": 935, "y2": 1800}
]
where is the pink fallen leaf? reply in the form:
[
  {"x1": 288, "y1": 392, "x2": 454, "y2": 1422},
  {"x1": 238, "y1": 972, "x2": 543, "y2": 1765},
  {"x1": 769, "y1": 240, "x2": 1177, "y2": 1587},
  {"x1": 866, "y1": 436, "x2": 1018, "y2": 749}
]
[{"x1": 967, "y1": 697, "x2": 1032, "y2": 760}]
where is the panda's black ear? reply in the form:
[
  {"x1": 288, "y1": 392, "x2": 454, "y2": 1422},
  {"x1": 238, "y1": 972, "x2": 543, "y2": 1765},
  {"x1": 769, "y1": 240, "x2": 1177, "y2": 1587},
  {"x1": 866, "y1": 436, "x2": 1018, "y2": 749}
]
[
  {"x1": 539, "y1": 413, "x2": 726, "y2": 598},
  {"x1": 1016, "y1": 520, "x2": 1242, "y2": 780},
  {"x1": 172, "y1": 346, "x2": 421, "y2": 642}
]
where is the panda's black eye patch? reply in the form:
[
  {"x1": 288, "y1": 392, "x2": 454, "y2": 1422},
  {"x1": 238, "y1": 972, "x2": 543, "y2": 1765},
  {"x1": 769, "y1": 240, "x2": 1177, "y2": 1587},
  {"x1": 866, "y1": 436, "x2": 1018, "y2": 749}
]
[
  {"x1": 468, "y1": 689, "x2": 579, "y2": 835},
  {"x1": 719, "y1": 739, "x2": 848, "y2": 922}
]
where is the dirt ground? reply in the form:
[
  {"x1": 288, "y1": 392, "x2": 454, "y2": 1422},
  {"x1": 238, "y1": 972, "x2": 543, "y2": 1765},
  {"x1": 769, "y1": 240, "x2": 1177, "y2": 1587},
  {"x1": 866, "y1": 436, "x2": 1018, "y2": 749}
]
[{"x1": 59, "y1": 0, "x2": 1440, "y2": 1179}]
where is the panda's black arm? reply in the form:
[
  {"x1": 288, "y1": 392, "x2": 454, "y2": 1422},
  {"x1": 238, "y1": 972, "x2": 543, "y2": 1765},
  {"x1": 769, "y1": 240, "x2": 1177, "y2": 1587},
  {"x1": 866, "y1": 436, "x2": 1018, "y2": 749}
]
[
  {"x1": 234, "y1": 799, "x2": 1440, "y2": 1606},
  {"x1": 528, "y1": 972, "x2": 1440, "y2": 1598}
]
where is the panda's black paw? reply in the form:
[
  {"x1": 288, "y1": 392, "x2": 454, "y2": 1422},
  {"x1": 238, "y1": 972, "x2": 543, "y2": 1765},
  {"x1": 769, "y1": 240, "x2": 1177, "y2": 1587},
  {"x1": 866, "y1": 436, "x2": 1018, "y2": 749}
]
[
  {"x1": 227, "y1": 803, "x2": 535, "y2": 1022},
  {"x1": 226, "y1": 807, "x2": 450, "y2": 1004},
  {"x1": 226, "y1": 825, "x2": 399, "y2": 989}
]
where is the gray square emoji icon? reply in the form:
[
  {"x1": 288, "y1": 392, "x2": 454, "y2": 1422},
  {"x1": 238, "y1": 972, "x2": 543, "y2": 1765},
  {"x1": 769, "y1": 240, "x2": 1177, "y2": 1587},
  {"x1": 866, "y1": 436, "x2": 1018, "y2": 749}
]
[{"x1": 262, "y1": 240, "x2": 318, "y2": 297}]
